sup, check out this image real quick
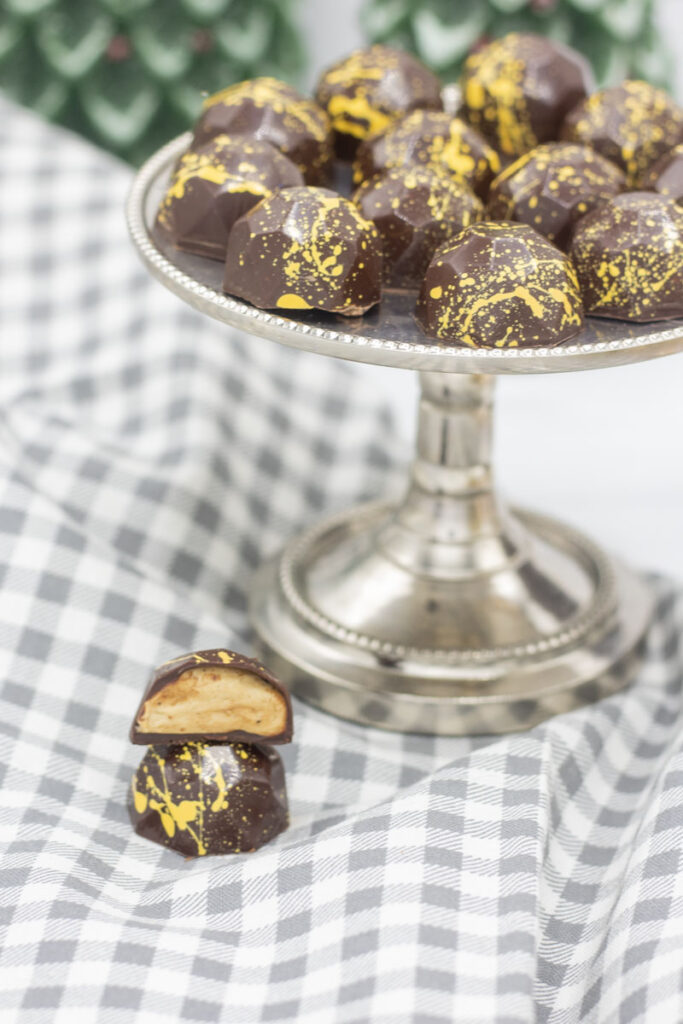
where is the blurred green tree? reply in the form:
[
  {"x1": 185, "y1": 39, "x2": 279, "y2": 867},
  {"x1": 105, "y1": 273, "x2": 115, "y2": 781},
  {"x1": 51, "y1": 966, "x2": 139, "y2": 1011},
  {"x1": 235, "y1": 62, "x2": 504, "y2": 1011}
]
[
  {"x1": 0, "y1": 0, "x2": 306, "y2": 164},
  {"x1": 360, "y1": 0, "x2": 672, "y2": 90}
]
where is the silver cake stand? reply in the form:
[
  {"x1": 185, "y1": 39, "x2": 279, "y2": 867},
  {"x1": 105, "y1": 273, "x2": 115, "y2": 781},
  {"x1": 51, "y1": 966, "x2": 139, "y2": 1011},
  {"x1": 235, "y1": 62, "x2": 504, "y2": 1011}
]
[{"x1": 127, "y1": 133, "x2": 683, "y2": 735}]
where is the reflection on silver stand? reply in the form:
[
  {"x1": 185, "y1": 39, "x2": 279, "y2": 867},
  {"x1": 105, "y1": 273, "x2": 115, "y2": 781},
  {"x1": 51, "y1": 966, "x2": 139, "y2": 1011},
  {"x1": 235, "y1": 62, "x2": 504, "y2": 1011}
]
[
  {"x1": 127, "y1": 134, "x2": 683, "y2": 736},
  {"x1": 250, "y1": 371, "x2": 651, "y2": 733}
]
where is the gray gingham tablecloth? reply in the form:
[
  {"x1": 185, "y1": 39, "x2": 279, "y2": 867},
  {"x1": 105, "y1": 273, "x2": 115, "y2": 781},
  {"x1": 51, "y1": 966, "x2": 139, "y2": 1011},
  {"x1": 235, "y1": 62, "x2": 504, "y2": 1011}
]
[{"x1": 2, "y1": 101, "x2": 683, "y2": 1024}]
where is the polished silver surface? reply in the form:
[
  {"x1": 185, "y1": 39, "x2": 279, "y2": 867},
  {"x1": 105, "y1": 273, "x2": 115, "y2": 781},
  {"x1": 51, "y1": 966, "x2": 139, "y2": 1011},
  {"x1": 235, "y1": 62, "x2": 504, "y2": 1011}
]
[
  {"x1": 249, "y1": 374, "x2": 653, "y2": 734},
  {"x1": 126, "y1": 133, "x2": 683, "y2": 375},
  {"x1": 127, "y1": 140, "x2": 665, "y2": 735}
]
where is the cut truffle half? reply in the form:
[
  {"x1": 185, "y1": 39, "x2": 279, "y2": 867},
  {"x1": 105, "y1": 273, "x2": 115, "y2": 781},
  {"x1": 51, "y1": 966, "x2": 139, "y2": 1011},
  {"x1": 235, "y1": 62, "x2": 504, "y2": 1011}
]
[{"x1": 130, "y1": 649, "x2": 293, "y2": 745}]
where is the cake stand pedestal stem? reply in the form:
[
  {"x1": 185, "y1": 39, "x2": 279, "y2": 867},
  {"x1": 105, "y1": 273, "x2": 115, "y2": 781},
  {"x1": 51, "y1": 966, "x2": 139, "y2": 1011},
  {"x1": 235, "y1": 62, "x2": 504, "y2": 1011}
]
[
  {"x1": 378, "y1": 371, "x2": 528, "y2": 583},
  {"x1": 249, "y1": 366, "x2": 653, "y2": 734}
]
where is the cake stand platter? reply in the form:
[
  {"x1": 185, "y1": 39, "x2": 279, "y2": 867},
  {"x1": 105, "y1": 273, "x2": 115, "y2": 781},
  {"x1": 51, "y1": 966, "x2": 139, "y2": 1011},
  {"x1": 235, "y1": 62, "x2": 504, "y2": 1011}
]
[{"x1": 127, "y1": 133, "x2": 683, "y2": 735}]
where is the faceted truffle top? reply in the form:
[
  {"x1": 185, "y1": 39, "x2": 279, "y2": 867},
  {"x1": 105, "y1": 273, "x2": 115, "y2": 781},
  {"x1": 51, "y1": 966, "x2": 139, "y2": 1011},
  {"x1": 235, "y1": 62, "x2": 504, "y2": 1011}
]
[
  {"x1": 316, "y1": 44, "x2": 443, "y2": 154},
  {"x1": 223, "y1": 187, "x2": 383, "y2": 316},
  {"x1": 570, "y1": 192, "x2": 683, "y2": 322},
  {"x1": 461, "y1": 33, "x2": 591, "y2": 157},
  {"x1": 417, "y1": 221, "x2": 584, "y2": 348},
  {"x1": 562, "y1": 81, "x2": 683, "y2": 187}
]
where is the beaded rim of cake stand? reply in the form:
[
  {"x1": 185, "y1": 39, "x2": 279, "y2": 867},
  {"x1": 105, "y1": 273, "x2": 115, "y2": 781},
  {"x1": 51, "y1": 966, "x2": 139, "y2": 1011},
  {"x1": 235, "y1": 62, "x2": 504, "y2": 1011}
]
[{"x1": 276, "y1": 502, "x2": 617, "y2": 667}]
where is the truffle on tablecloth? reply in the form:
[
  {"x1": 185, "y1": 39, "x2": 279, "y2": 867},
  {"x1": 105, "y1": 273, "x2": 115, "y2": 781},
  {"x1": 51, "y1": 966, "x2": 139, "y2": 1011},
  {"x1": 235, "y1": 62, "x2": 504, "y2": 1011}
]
[
  {"x1": 315, "y1": 45, "x2": 443, "y2": 160},
  {"x1": 156, "y1": 135, "x2": 303, "y2": 261},
  {"x1": 353, "y1": 110, "x2": 500, "y2": 198},
  {"x1": 487, "y1": 142, "x2": 625, "y2": 251},
  {"x1": 460, "y1": 33, "x2": 591, "y2": 159},
  {"x1": 416, "y1": 221, "x2": 584, "y2": 348},
  {"x1": 561, "y1": 81, "x2": 683, "y2": 187},
  {"x1": 570, "y1": 192, "x2": 683, "y2": 322},
  {"x1": 128, "y1": 741, "x2": 289, "y2": 857},
  {"x1": 223, "y1": 187, "x2": 383, "y2": 315},
  {"x1": 353, "y1": 165, "x2": 483, "y2": 288},
  {"x1": 191, "y1": 77, "x2": 333, "y2": 186}
]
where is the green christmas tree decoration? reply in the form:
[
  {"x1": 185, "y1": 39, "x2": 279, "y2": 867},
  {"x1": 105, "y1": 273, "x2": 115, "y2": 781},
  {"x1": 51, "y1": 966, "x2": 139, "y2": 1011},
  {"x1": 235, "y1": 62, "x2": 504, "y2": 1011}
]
[
  {"x1": 0, "y1": 0, "x2": 307, "y2": 165},
  {"x1": 361, "y1": 0, "x2": 673, "y2": 92}
]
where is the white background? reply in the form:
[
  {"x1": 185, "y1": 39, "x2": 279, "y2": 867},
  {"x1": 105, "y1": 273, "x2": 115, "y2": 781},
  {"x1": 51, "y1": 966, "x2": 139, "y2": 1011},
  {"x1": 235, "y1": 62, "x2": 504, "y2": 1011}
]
[{"x1": 298, "y1": 0, "x2": 683, "y2": 581}]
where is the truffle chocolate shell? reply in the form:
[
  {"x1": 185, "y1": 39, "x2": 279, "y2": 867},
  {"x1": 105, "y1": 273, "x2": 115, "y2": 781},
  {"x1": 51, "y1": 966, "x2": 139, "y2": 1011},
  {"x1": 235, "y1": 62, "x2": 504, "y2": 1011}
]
[
  {"x1": 192, "y1": 77, "x2": 333, "y2": 186},
  {"x1": 487, "y1": 142, "x2": 626, "y2": 251},
  {"x1": 353, "y1": 165, "x2": 483, "y2": 288},
  {"x1": 416, "y1": 221, "x2": 584, "y2": 348},
  {"x1": 130, "y1": 648, "x2": 293, "y2": 746},
  {"x1": 223, "y1": 187, "x2": 382, "y2": 315},
  {"x1": 461, "y1": 33, "x2": 591, "y2": 158},
  {"x1": 129, "y1": 741, "x2": 288, "y2": 857},
  {"x1": 155, "y1": 136, "x2": 303, "y2": 261},
  {"x1": 641, "y1": 143, "x2": 683, "y2": 205},
  {"x1": 315, "y1": 45, "x2": 443, "y2": 160},
  {"x1": 561, "y1": 81, "x2": 683, "y2": 187},
  {"x1": 353, "y1": 110, "x2": 500, "y2": 198},
  {"x1": 570, "y1": 192, "x2": 683, "y2": 322}
]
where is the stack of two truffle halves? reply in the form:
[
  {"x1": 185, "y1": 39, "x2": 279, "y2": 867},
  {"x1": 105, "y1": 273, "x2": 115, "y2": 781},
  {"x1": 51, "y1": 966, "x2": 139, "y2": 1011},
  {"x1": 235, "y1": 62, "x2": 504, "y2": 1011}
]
[
  {"x1": 156, "y1": 36, "x2": 683, "y2": 350},
  {"x1": 128, "y1": 650, "x2": 292, "y2": 857}
]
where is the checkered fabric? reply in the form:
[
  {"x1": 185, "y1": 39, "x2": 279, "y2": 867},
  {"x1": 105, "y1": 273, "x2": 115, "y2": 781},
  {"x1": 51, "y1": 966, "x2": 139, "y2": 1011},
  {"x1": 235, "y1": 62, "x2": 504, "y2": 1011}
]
[{"x1": 2, "y1": 100, "x2": 683, "y2": 1024}]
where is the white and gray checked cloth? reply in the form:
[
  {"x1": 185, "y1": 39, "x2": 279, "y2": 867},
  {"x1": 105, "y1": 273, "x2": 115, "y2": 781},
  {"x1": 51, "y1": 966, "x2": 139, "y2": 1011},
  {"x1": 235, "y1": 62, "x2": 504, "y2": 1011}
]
[{"x1": 2, "y1": 99, "x2": 683, "y2": 1024}]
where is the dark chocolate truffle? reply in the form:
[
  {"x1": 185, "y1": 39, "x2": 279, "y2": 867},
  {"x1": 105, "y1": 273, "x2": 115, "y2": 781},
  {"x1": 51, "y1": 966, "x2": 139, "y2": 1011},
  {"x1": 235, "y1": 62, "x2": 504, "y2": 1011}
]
[
  {"x1": 487, "y1": 142, "x2": 625, "y2": 250},
  {"x1": 223, "y1": 187, "x2": 382, "y2": 315},
  {"x1": 353, "y1": 165, "x2": 483, "y2": 287},
  {"x1": 353, "y1": 110, "x2": 500, "y2": 198},
  {"x1": 315, "y1": 44, "x2": 443, "y2": 160},
  {"x1": 570, "y1": 192, "x2": 683, "y2": 322},
  {"x1": 416, "y1": 221, "x2": 584, "y2": 348},
  {"x1": 130, "y1": 649, "x2": 293, "y2": 746},
  {"x1": 461, "y1": 33, "x2": 591, "y2": 158},
  {"x1": 192, "y1": 77, "x2": 333, "y2": 186},
  {"x1": 641, "y1": 142, "x2": 683, "y2": 205},
  {"x1": 561, "y1": 81, "x2": 683, "y2": 187},
  {"x1": 156, "y1": 135, "x2": 303, "y2": 261},
  {"x1": 129, "y1": 741, "x2": 288, "y2": 857}
]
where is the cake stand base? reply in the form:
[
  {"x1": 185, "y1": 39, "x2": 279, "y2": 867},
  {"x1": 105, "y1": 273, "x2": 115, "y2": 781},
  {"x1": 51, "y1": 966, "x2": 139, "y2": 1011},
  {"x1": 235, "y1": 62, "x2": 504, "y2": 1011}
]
[{"x1": 249, "y1": 373, "x2": 654, "y2": 735}]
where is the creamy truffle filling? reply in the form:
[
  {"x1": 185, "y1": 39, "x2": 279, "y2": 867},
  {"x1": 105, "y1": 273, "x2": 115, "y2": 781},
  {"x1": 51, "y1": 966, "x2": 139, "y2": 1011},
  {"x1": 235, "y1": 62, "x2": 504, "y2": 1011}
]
[{"x1": 137, "y1": 666, "x2": 287, "y2": 737}]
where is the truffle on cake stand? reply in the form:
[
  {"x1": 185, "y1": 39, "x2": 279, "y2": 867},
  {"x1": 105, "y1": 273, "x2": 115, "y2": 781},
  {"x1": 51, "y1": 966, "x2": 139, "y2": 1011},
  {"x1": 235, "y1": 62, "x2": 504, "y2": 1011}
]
[{"x1": 127, "y1": 133, "x2": 683, "y2": 736}]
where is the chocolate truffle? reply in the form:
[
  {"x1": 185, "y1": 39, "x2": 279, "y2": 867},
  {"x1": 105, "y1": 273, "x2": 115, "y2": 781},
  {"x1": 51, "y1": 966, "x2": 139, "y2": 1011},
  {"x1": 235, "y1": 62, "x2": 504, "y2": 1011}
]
[
  {"x1": 561, "y1": 81, "x2": 683, "y2": 187},
  {"x1": 315, "y1": 44, "x2": 443, "y2": 160},
  {"x1": 223, "y1": 187, "x2": 382, "y2": 315},
  {"x1": 461, "y1": 33, "x2": 591, "y2": 158},
  {"x1": 641, "y1": 142, "x2": 683, "y2": 205},
  {"x1": 416, "y1": 221, "x2": 584, "y2": 348},
  {"x1": 156, "y1": 136, "x2": 303, "y2": 261},
  {"x1": 192, "y1": 77, "x2": 333, "y2": 186},
  {"x1": 130, "y1": 649, "x2": 293, "y2": 746},
  {"x1": 353, "y1": 165, "x2": 483, "y2": 287},
  {"x1": 353, "y1": 110, "x2": 500, "y2": 198},
  {"x1": 570, "y1": 192, "x2": 683, "y2": 322},
  {"x1": 487, "y1": 142, "x2": 625, "y2": 251},
  {"x1": 129, "y1": 741, "x2": 288, "y2": 857}
]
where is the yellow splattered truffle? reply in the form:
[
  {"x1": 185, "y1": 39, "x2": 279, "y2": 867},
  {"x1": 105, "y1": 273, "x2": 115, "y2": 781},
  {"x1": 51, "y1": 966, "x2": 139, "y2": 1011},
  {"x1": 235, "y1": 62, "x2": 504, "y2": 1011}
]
[
  {"x1": 315, "y1": 44, "x2": 443, "y2": 159},
  {"x1": 642, "y1": 143, "x2": 683, "y2": 205},
  {"x1": 353, "y1": 164, "x2": 483, "y2": 287},
  {"x1": 416, "y1": 221, "x2": 584, "y2": 348},
  {"x1": 192, "y1": 77, "x2": 333, "y2": 186},
  {"x1": 487, "y1": 142, "x2": 625, "y2": 250},
  {"x1": 223, "y1": 187, "x2": 383, "y2": 315},
  {"x1": 461, "y1": 33, "x2": 591, "y2": 158},
  {"x1": 353, "y1": 110, "x2": 500, "y2": 198},
  {"x1": 156, "y1": 135, "x2": 303, "y2": 261},
  {"x1": 561, "y1": 81, "x2": 683, "y2": 188},
  {"x1": 570, "y1": 192, "x2": 683, "y2": 322},
  {"x1": 128, "y1": 741, "x2": 288, "y2": 857}
]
